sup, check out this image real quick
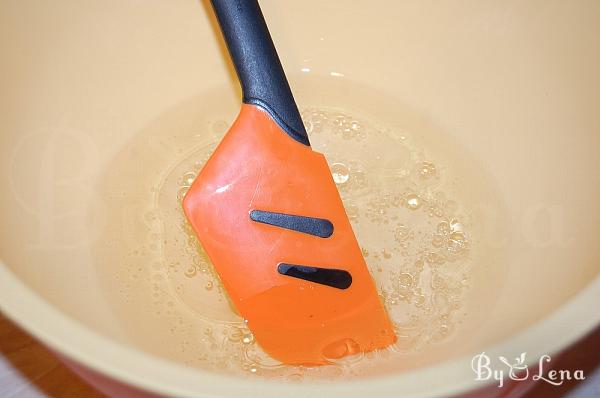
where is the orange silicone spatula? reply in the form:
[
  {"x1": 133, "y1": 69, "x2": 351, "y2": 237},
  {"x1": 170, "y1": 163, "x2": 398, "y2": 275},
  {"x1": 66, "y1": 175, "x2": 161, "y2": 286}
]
[{"x1": 183, "y1": 0, "x2": 396, "y2": 365}]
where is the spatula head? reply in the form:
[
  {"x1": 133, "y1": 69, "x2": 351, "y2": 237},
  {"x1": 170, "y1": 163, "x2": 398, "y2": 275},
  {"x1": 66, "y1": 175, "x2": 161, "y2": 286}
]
[{"x1": 183, "y1": 104, "x2": 396, "y2": 364}]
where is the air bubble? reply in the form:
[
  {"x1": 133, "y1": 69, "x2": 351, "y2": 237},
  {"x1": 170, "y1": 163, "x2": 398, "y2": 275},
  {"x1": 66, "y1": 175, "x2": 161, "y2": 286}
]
[
  {"x1": 181, "y1": 172, "x2": 196, "y2": 186},
  {"x1": 331, "y1": 163, "x2": 350, "y2": 184},
  {"x1": 450, "y1": 220, "x2": 464, "y2": 233},
  {"x1": 177, "y1": 186, "x2": 189, "y2": 201},
  {"x1": 405, "y1": 194, "x2": 422, "y2": 210},
  {"x1": 414, "y1": 295, "x2": 426, "y2": 307},
  {"x1": 184, "y1": 267, "x2": 197, "y2": 278},
  {"x1": 419, "y1": 161, "x2": 437, "y2": 178},
  {"x1": 228, "y1": 328, "x2": 244, "y2": 342},
  {"x1": 438, "y1": 221, "x2": 451, "y2": 234},
  {"x1": 394, "y1": 224, "x2": 410, "y2": 242},
  {"x1": 398, "y1": 273, "x2": 414, "y2": 288},
  {"x1": 426, "y1": 252, "x2": 446, "y2": 265},
  {"x1": 242, "y1": 332, "x2": 254, "y2": 345}
]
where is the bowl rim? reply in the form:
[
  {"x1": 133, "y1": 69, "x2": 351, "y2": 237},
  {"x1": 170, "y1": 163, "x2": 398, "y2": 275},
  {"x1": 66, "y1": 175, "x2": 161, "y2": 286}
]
[{"x1": 0, "y1": 261, "x2": 599, "y2": 398}]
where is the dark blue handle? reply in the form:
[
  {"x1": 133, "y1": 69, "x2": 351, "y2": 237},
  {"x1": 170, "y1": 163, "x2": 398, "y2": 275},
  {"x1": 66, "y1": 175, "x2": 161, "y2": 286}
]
[{"x1": 210, "y1": 0, "x2": 310, "y2": 146}]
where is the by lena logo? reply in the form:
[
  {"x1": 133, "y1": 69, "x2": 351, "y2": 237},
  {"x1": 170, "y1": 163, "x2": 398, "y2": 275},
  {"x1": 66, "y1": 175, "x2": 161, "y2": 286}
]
[{"x1": 471, "y1": 352, "x2": 585, "y2": 387}]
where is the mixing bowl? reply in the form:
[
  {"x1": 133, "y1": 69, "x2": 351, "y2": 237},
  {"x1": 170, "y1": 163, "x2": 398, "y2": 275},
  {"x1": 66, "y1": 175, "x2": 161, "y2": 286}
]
[{"x1": 1, "y1": 1, "x2": 599, "y2": 396}]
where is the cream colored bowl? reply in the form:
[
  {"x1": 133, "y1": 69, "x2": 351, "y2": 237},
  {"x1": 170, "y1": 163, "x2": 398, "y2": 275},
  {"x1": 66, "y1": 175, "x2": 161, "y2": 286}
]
[{"x1": 1, "y1": 1, "x2": 599, "y2": 397}]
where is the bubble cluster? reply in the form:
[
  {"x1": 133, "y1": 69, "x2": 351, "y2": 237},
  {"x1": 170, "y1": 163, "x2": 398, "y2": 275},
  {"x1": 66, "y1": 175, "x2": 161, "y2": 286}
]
[
  {"x1": 302, "y1": 109, "x2": 366, "y2": 141},
  {"x1": 306, "y1": 108, "x2": 473, "y2": 357}
]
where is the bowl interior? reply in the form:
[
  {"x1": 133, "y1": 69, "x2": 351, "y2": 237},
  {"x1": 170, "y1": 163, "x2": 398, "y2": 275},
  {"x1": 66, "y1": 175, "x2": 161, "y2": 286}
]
[{"x1": 1, "y1": 0, "x2": 599, "y2": 388}]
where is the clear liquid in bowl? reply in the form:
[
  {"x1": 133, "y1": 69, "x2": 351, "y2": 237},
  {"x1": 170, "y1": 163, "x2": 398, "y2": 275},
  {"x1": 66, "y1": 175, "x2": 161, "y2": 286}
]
[{"x1": 93, "y1": 78, "x2": 508, "y2": 380}]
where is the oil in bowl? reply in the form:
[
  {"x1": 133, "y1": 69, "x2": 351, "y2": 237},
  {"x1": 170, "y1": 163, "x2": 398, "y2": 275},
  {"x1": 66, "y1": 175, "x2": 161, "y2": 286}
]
[{"x1": 93, "y1": 78, "x2": 508, "y2": 380}]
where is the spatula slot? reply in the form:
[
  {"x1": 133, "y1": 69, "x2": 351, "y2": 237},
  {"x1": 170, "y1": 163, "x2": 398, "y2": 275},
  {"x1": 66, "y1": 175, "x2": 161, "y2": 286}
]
[
  {"x1": 249, "y1": 210, "x2": 334, "y2": 238},
  {"x1": 277, "y1": 263, "x2": 352, "y2": 289}
]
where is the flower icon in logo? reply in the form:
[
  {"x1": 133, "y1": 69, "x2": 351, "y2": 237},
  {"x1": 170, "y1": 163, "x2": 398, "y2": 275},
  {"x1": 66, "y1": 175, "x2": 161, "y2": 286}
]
[{"x1": 499, "y1": 352, "x2": 529, "y2": 381}]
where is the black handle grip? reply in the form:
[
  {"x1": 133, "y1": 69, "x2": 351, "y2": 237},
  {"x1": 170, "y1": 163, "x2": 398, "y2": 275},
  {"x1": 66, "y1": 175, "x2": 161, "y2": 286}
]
[{"x1": 210, "y1": 0, "x2": 310, "y2": 146}]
